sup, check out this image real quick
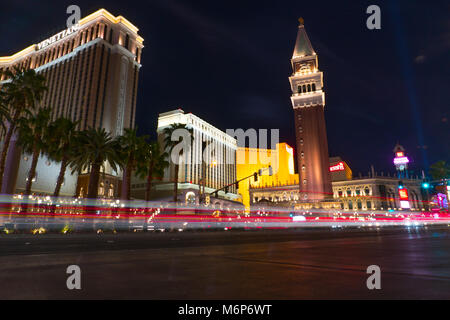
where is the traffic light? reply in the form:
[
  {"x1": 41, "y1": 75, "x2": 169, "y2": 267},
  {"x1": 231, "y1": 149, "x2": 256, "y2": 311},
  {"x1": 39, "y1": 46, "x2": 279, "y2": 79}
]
[
  {"x1": 422, "y1": 182, "x2": 430, "y2": 189},
  {"x1": 253, "y1": 172, "x2": 258, "y2": 182},
  {"x1": 398, "y1": 180, "x2": 404, "y2": 189}
]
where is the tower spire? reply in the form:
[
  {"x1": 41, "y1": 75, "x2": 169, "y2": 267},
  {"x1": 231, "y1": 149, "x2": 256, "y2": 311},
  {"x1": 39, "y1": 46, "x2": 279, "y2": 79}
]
[{"x1": 292, "y1": 18, "x2": 315, "y2": 59}]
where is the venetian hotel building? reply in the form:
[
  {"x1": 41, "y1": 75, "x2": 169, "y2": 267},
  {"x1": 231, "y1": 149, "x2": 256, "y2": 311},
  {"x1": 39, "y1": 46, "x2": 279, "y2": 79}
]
[{"x1": 0, "y1": 9, "x2": 144, "y2": 196}]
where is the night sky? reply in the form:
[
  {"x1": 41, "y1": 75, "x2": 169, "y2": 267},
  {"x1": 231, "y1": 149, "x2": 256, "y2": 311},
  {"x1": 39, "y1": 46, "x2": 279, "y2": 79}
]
[{"x1": 1, "y1": 0, "x2": 449, "y2": 176}]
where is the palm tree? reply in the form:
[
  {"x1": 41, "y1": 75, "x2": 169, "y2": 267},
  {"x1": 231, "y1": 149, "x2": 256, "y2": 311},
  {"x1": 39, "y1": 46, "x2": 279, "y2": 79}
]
[
  {"x1": 71, "y1": 128, "x2": 121, "y2": 199},
  {"x1": 0, "y1": 88, "x2": 11, "y2": 132},
  {"x1": 117, "y1": 128, "x2": 149, "y2": 200},
  {"x1": 47, "y1": 118, "x2": 80, "y2": 197},
  {"x1": 16, "y1": 107, "x2": 51, "y2": 195},
  {"x1": 162, "y1": 123, "x2": 194, "y2": 202},
  {"x1": 136, "y1": 141, "x2": 169, "y2": 201},
  {"x1": 430, "y1": 161, "x2": 450, "y2": 181},
  {"x1": 0, "y1": 68, "x2": 47, "y2": 192}
]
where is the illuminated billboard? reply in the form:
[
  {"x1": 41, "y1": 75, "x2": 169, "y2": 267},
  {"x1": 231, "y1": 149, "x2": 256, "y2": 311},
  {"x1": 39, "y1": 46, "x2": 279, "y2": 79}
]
[{"x1": 329, "y1": 162, "x2": 345, "y2": 172}]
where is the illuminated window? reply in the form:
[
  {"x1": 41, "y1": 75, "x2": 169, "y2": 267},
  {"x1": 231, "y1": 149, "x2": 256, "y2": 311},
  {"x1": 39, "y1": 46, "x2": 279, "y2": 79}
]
[
  {"x1": 302, "y1": 165, "x2": 306, "y2": 171},
  {"x1": 99, "y1": 183, "x2": 105, "y2": 196},
  {"x1": 346, "y1": 189, "x2": 351, "y2": 196},
  {"x1": 303, "y1": 179, "x2": 307, "y2": 185},
  {"x1": 108, "y1": 185, "x2": 114, "y2": 197},
  {"x1": 301, "y1": 152, "x2": 304, "y2": 158}
]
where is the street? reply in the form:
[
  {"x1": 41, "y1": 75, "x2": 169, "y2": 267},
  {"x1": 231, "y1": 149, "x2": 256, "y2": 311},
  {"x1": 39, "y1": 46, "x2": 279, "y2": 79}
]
[{"x1": 0, "y1": 226, "x2": 449, "y2": 299}]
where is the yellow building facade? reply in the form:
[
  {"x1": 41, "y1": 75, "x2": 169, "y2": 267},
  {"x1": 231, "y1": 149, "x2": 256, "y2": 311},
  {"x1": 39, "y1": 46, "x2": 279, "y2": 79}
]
[{"x1": 236, "y1": 143, "x2": 299, "y2": 209}]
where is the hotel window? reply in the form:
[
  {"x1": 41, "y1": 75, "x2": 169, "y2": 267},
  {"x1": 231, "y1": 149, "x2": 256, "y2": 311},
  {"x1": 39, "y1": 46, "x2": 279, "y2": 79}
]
[
  {"x1": 301, "y1": 152, "x2": 304, "y2": 158},
  {"x1": 346, "y1": 189, "x2": 351, "y2": 196},
  {"x1": 99, "y1": 183, "x2": 105, "y2": 196},
  {"x1": 356, "y1": 189, "x2": 361, "y2": 196},
  {"x1": 348, "y1": 201, "x2": 353, "y2": 210},
  {"x1": 312, "y1": 83, "x2": 316, "y2": 91},
  {"x1": 367, "y1": 201, "x2": 372, "y2": 209},
  {"x1": 365, "y1": 187, "x2": 370, "y2": 195},
  {"x1": 307, "y1": 84, "x2": 311, "y2": 92},
  {"x1": 302, "y1": 85, "x2": 306, "y2": 92},
  {"x1": 303, "y1": 179, "x2": 307, "y2": 185},
  {"x1": 125, "y1": 34, "x2": 130, "y2": 50},
  {"x1": 357, "y1": 200, "x2": 362, "y2": 209},
  {"x1": 300, "y1": 138, "x2": 303, "y2": 145},
  {"x1": 108, "y1": 185, "x2": 114, "y2": 197},
  {"x1": 338, "y1": 190, "x2": 343, "y2": 197},
  {"x1": 302, "y1": 165, "x2": 305, "y2": 171},
  {"x1": 297, "y1": 86, "x2": 302, "y2": 93}
]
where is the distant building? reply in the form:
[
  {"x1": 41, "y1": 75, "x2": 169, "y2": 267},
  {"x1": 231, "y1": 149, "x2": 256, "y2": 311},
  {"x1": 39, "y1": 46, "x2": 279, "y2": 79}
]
[
  {"x1": 236, "y1": 142, "x2": 299, "y2": 210},
  {"x1": 329, "y1": 157, "x2": 352, "y2": 182},
  {"x1": 131, "y1": 109, "x2": 241, "y2": 208},
  {"x1": 249, "y1": 158, "x2": 429, "y2": 211},
  {"x1": 0, "y1": 9, "x2": 144, "y2": 197}
]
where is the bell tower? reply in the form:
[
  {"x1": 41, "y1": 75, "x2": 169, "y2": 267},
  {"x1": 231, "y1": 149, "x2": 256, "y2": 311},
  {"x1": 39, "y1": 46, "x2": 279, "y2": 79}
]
[{"x1": 289, "y1": 18, "x2": 332, "y2": 201}]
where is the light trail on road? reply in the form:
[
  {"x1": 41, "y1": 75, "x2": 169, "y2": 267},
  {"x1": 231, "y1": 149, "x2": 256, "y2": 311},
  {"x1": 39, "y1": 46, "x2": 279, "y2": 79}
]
[{"x1": 0, "y1": 194, "x2": 449, "y2": 233}]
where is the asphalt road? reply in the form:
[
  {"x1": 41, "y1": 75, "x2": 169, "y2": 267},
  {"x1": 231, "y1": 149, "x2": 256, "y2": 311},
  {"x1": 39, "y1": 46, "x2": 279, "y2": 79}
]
[{"x1": 0, "y1": 226, "x2": 449, "y2": 299}]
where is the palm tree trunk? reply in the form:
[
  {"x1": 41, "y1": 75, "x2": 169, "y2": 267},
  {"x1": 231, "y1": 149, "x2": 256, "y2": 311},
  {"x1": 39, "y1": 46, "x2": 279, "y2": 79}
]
[
  {"x1": 174, "y1": 164, "x2": 179, "y2": 203},
  {"x1": 0, "y1": 121, "x2": 17, "y2": 193},
  {"x1": 53, "y1": 156, "x2": 68, "y2": 197},
  {"x1": 145, "y1": 164, "x2": 153, "y2": 202},
  {"x1": 121, "y1": 163, "x2": 132, "y2": 200},
  {"x1": 87, "y1": 162, "x2": 101, "y2": 199},
  {"x1": 24, "y1": 147, "x2": 40, "y2": 195}
]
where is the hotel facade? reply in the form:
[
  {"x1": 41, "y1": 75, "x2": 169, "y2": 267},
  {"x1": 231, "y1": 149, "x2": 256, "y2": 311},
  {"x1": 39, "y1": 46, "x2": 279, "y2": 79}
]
[
  {"x1": 0, "y1": 9, "x2": 144, "y2": 197},
  {"x1": 131, "y1": 109, "x2": 241, "y2": 207}
]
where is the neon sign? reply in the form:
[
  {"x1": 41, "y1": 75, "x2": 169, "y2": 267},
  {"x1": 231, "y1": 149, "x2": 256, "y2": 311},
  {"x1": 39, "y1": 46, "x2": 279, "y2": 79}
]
[
  {"x1": 399, "y1": 189, "x2": 408, "y2": 200},
  {"x1": 399, "y1": 188, "x2": 410, "y2": 209},
  {"x1": 37, "y1": 24, "x2": 80, "y2": 50},
  {"x1": 394, "y1": 156, "x2": 409, "y2": 165},
  {"x1": 329, "y1": 162, "x2": 345, "y2": 172}
]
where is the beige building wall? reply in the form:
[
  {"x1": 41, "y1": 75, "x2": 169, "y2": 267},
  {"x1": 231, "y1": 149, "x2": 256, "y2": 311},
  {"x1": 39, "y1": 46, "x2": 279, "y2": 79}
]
[{"x1": 0, "y1": 9, "x2": 144, "y2": 196}]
